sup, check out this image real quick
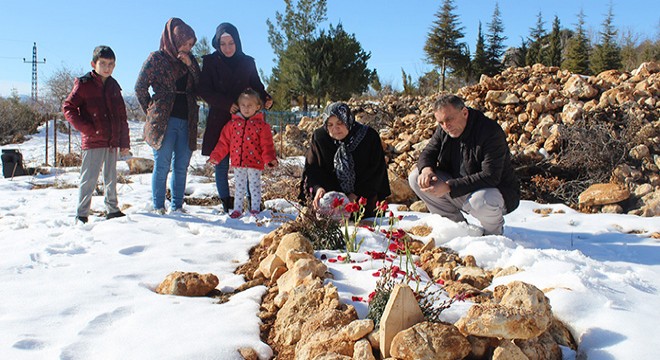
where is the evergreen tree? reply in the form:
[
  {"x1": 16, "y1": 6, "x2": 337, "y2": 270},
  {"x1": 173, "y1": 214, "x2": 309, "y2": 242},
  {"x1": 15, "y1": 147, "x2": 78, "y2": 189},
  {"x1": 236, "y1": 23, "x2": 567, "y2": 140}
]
[
  {"x1": 266, "y1": 0, "x2": 328, "y2": 109},
  {"x1": 319, "y1": 24, "x2": 373, "y2": 101},
  {"x1": 266, "y1": 0, "x2": 327, "y2": 58},
  {"x1": 511, "y1": 37, "x2": 528, "y2": 67},
  {"x1": 401, "y1": 68, "x2": 415, "y2": 95},
  {"x1": 423, "y1": 0, "x2": 466, "y2": 91},
  {"x1": 192, "y1": 36, "x2": 212, "y2": 66},
  {"x1": 370, "y1": 70, "x2": 382, "y2": 94},
  {"x1": 471, "y1": 21, "x2": 488, "y2": 77},
  {"x1": 590, "y1": 5, "x2": 622, "y2": 74},
  {"x1": 526, "y1": 12, "x2": 547, "y2": 66},
  {"x1": 546, "y1": 16, "x2": 562, "y2": 66},
  {"x1": 485, "y1": 2, "x2": 507, "y2": 76},
  {"x1": 562, "y1": 9, "x2": 591, "y2": 74}
]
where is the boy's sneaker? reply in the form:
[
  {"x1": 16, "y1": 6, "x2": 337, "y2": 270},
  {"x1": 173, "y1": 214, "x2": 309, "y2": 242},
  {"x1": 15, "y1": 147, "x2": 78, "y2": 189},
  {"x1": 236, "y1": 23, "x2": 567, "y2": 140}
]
[
  {"x1": 106, "y1": 211, "x2": 126, "y2": 220},
  {"x1": 75, "y1": 216, "x2": 88, "y2": 224},
  {"x1": 153, "y1": 208, "x2": 167, "y2": 215},
  {"x1": 229, "y1": 210, "x2": 242, "y2": 219}
]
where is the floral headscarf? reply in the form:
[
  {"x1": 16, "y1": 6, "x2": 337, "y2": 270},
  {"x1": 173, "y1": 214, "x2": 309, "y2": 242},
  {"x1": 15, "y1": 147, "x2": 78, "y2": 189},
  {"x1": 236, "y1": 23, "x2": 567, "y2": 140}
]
[
  {"x1": 322, "y1": 102, "x2": 368, "y2": 195},
  {"x1": 160, "y1": 18, "x2": 196, "y2": 61}
]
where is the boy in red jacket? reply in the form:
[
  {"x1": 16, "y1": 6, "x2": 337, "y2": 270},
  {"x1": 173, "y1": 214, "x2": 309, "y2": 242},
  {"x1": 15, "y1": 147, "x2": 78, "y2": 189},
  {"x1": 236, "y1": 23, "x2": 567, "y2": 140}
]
[
  {"x1": 208, "y1": 88, "x2": 277, "y2": 218},
  {"x1": 63, "y1": 45, "x2": 130, "y2": 224}
]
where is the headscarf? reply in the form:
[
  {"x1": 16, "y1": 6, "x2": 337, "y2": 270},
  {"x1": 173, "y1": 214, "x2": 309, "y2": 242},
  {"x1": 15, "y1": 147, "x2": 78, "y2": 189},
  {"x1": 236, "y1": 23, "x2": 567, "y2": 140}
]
[
  {"x1": 160, "y1": 18, "x2": 196, "y2": 60},
  {"x1": 322, "y1": 102, "x2": 368, "y2": 195},
  {"x1": 211, "y1": 22, "x2": 244, "y2": 67}
]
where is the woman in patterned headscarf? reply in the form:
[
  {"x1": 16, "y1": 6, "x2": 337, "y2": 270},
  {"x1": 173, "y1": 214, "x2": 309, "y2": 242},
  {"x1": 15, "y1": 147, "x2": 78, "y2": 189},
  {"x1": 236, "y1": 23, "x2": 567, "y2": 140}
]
[
  {"x1": 300, "y1": 102, "x2": 390, "y2": 217},
  {"x1": 135, "y1": 17, "x2": 200, "y2": 214}
]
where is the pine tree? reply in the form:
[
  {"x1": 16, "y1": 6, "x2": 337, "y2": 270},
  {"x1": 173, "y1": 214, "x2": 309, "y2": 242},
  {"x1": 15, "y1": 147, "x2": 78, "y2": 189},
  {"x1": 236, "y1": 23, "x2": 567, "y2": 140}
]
[
  {"x1": 266, "y1": 0, "x2": 328, "y2": 109},
  {"x1": 423, "y1": 0, "x2": 466, "y2": 91},
  {"x1": 562, "y1": 9, "x2": 591, "y2": 75},
  {"x1": 590, "y1": 5, "x2": 622, "y2": 74},
  {"x1": 485, "y1": 2, "x2": 507, "y2": 76},
  {"x1": 472, "y1": 21, "x2": 488, "y2": 78},
  {"x1": 513, "y1": 37, "x2": 528, "y2": 67},
  {"x1": 546, "y1": 16, "x2": 562, "y2": 67},
  {"x1": 526, "y1": 12, "x2": 547, "y2": 66}
]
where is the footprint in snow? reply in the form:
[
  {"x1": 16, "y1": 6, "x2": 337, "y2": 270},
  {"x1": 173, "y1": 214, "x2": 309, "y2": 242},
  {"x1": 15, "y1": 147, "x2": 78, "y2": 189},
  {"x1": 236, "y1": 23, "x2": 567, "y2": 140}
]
[{"x1": 118, "y1": 245, "x2": 146, "y2": 256}]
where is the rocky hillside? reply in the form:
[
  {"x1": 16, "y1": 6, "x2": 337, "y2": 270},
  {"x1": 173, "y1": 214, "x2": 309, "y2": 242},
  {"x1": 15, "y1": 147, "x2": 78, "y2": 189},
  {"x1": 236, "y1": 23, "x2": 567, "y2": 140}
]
[{"x1": 269, "y1": 62, "x2": 660, "y2": 216}]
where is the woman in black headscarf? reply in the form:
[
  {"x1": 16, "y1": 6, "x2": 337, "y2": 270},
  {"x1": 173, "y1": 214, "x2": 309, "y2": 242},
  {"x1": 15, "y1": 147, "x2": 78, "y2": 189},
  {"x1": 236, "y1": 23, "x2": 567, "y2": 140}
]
[
  {"x1": 300, "y1": 102, "x2": 391, "y2": 217},
  {"x1": 198, "y1": 22, "x2": 272, "y2": 212}
]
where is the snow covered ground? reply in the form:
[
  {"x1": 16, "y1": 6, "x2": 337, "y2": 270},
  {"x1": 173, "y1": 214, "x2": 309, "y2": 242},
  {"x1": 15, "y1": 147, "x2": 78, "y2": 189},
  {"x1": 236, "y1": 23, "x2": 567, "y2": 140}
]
[{"x1": 1, "y1": 120, "x2": 659, "y2": 359}]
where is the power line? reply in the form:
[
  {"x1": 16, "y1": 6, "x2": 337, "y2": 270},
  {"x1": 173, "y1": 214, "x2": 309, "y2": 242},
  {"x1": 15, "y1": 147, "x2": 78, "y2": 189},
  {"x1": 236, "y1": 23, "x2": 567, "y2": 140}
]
[{"x1": 23, "y1": 42, "x2": 46, "y2": 102}]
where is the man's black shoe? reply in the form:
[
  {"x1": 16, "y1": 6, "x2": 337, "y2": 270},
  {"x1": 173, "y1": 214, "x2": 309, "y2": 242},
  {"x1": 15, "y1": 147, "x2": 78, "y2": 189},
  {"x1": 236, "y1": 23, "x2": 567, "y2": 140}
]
[
  {"x1": 106, "y1": 211, "x2": 126, "y2": 220},
  {"x1": 76, "y1": 216, "x2": 88, "y2": 224}
]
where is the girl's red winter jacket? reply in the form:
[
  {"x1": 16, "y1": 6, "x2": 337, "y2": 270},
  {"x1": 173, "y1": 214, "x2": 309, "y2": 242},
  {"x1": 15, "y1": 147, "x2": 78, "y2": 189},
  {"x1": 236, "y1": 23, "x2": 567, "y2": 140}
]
[
  {"x1": 209, "y1": 112, "x2": 276, "y2": 170},
  {"x1": 63, "y1": 71, "x2": 129, "y2": 150}
]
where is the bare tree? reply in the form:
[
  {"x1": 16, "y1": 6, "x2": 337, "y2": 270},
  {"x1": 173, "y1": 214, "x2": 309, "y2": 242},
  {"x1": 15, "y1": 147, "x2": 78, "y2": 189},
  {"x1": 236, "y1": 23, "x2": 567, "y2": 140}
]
[
  {"x1": 123, "y1": 93, "x2": 145, "y2": 121},
  {"x1": 44, "y1": 65, "x2": 80, "y2": 114}
]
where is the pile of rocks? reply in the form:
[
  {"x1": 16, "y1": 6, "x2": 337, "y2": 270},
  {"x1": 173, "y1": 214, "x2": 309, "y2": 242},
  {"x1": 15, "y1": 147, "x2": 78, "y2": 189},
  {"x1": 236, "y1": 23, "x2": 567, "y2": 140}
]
[
  {"x1": 232, "y1": 225, "x2": 576, "y2": 359},
  {"x1": 269, "y1": 62, "x2": 660, "y2": 216}
]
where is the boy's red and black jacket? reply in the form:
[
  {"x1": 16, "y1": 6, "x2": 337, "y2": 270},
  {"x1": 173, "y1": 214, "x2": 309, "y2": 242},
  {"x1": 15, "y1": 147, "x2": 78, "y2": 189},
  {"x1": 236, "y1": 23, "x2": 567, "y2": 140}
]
[{"x1": 63, "y1": 71, "x2": 129, "y2": 150}]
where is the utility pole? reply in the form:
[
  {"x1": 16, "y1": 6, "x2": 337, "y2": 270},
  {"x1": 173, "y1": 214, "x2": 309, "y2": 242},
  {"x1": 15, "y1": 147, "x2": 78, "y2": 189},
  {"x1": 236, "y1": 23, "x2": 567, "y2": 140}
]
[{"x1": 23, "y1": 42, "x2": 46, "y2": 102}]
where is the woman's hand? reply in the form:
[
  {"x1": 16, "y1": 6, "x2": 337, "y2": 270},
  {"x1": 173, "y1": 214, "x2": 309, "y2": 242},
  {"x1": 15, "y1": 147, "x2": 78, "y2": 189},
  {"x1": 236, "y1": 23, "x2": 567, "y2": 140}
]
[
  {"x1": 313, "y1": 187, "x2": 326, "y2": 209},
  {"x1": 207, "y1": 157, "x2": 219, "y2": 166},
  {"x1": 177, "y1": 52, "x2": 192, "y2": 67}
]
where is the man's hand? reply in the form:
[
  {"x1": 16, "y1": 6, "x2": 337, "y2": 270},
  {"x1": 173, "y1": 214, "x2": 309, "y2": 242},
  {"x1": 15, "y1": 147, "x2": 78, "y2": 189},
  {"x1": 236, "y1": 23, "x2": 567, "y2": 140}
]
[
  {"x1": 119, "y1": 148, "x2": 131, "y2": 157},
  {"x1": 417, "y1": 167, "x2": 438, "y2": 188},
  {"x1": 313, "y1": 187, "x2": 326, "y2": 209},
  {"x1": 421, "y1": 180, "x2": 451, "y2": 197}
]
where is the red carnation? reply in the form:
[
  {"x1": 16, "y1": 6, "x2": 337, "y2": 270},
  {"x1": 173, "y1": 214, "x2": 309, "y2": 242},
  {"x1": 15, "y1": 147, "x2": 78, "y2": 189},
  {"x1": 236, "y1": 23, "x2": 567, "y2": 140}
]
[{"x1": 345, "y1": 202, "x2": 359, "y2": 213}]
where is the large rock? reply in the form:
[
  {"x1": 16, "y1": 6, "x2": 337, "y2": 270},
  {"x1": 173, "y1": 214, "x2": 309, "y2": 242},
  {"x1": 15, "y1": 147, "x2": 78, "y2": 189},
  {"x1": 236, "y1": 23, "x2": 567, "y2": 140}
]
[
  {"x1": 387, "y1": 170, "x2": 416, "y2": 203},
  {"x1": 562, "y1": 75, "x2": 598, "y2": 99},
  {"x1": 456, "y1": 281, "x2": 552, "y2": 340},
  {"x1": 125, "y1": 157, "x2": 154, "y2": 174},
  {"x1": 294, "y1": 307, "x2": 358, "y2": 359},
  {"x1": 493, "y1": 339, "x2": 529, "y2": 360},
  {"x1": 275, "y1": 232, "x2": 314, "y2": 262},
  {"x1": 258, "y1": 253, "x2": 285, "y2": 279},
  {"x1": 273, "y1": 280, "x2": 343, "y2": 346},
  {"x1": 514, "y1": 331, "x2": 562, "y2": 360},
  {"x1": 276, "y1": 252, "x2": 327, "y2": 295},
  {"x1": 390, "y1": 321, "x2": 471, "y2": 360},
  {"x1": 353, "y1": 339, "x2": 376, "y2": 360},
  {"x1": 155, "y1": 271, "x2": 218, "y2": 297},
  {"x1": 578, "y1": 183, "x2": 630, "y2": 206},
  {"x1": 485, "y1": 90, "x2": 520, "y2": 104},
  {"x1": 379, "y1": 284, "x2": 425, "y2": 358}
]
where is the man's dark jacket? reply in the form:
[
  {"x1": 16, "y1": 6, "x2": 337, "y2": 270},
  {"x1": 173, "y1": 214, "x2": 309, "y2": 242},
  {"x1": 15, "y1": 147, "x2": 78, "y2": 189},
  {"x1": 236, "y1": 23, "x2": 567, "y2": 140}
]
[{"x1": 417, "y1": 108, "x2": 520, "y2": 213}]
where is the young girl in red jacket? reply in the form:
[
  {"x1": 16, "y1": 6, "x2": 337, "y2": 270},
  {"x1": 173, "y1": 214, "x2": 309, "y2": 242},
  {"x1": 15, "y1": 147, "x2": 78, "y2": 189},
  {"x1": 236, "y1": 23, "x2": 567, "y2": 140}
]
[{"x1": 208, "y1": 89, "x2": 278, "y2": 218}]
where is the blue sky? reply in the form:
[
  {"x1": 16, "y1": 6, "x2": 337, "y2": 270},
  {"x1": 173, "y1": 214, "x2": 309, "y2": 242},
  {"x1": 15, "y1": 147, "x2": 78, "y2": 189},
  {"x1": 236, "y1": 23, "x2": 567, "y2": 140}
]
[{"x1": 0, "y1": 0, "x2": 658, "y2": 98}]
